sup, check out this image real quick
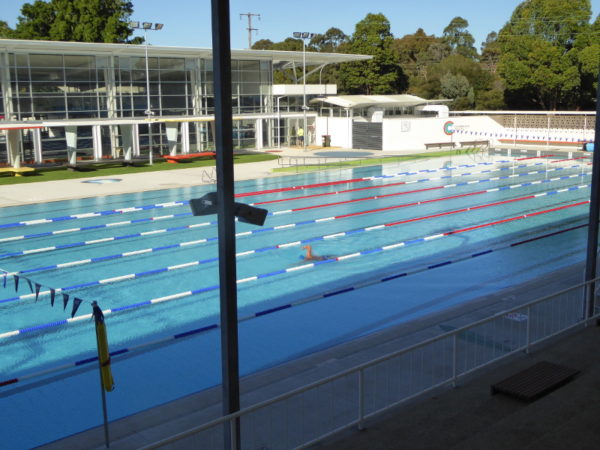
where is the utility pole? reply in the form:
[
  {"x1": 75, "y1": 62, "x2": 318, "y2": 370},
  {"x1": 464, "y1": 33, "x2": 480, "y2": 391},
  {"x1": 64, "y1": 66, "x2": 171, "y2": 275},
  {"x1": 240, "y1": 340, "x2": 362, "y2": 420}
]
[{"x1": 240, "y1": 12, "x2": 260, "y2": 48}]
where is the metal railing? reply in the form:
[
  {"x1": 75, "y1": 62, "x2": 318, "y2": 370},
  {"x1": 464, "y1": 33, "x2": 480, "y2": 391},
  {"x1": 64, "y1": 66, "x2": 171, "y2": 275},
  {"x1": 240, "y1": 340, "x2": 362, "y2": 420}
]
[
  {"x1": 143, "y1": 277, "x2": 599, "y2": 449},
  {"x1": 276, "y1": 155, "x2": 401, "y2": 174}
]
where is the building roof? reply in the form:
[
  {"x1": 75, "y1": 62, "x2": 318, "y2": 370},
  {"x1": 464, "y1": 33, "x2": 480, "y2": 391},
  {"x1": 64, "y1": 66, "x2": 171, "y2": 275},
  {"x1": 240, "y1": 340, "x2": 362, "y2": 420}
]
[
  {"x1": 0, "y1": 38, "x2": 371, "y2": 66},
  {"x1": 310, "y1": 94, "x2": 450, "y2": 109}
]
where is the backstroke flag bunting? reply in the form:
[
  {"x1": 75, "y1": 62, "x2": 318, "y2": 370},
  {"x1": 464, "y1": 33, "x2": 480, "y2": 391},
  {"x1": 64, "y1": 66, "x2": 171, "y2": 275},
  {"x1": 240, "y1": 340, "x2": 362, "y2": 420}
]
[{"x1": 2, "y1": 273, "x2": 88, "y2": 318}]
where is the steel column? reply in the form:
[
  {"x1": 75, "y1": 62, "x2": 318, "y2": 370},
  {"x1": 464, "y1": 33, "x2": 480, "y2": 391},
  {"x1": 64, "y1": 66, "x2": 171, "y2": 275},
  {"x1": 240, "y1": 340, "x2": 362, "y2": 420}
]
[
  {"x1": 211, "y1": 1, "x2": 241, "y2": 449},
  {"x1": 584, "y1": 69, "x2": 600, "y2": 319}
]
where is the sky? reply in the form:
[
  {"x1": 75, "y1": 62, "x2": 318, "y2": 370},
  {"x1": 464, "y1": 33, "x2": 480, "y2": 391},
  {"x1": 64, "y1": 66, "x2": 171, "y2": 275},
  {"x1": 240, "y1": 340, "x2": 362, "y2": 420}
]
[{"x1": 1, "y1": 0, "x2": 599, "y2": 51}]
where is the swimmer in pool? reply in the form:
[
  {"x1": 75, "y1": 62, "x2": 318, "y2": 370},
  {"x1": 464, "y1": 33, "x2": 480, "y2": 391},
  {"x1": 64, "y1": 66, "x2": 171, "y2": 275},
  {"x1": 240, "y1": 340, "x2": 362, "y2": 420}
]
[{"x1": 302, "y1": 245, "x2": 328, "y2": 261}]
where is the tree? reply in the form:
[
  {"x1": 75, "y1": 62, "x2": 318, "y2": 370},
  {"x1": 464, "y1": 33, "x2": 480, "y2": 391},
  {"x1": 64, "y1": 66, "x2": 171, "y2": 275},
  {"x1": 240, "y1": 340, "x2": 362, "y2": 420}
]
[
  {"x1": 14, "y1": 0, "x2": 136, "y2": 43},
  {"x1": 0, "y1": 20, "x2": 15, "y2": 38},
  {"x1": 440, "y1": 72, "x2": 474, "y2": 109},
  {"x1": 481, "y1": 32, "x2": 501, "y2": 72},
  {"x1": 338, "y1": 13, "x2": 407, "y2": 94},
  {"x1": 497, "y1": 0, "x2": 594, "y2": 110},
  {"x1": 309, "y1": 27, "x2": 348, "y2": 53},
  {"x1": 443, "y1": 16, "x2": 477, "y2": 59}
]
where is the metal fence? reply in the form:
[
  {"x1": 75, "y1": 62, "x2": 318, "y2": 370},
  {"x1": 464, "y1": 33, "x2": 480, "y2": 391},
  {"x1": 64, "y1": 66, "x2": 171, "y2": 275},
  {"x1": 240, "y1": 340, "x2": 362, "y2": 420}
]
[{"x1": 142, "y1": 278, "x2": 597, "y2": 449}]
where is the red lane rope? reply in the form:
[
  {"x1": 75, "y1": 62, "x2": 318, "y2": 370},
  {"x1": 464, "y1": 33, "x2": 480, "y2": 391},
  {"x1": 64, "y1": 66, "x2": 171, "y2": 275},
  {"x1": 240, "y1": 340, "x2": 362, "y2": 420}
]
[
  {"x1": 252, "y1": 180, "x2": 409, "y2": 205},
  {"x1": 235, "y1": 178, "x2": 369, "y2": 198},
  {"x1": 335, "y1": 190, "x2": 486, "y2": 219},
  {"x1": 446, "y1": 201, "x2": 590, "y2": 234},
  {"x1": 515, "y1": 154, "x2": 555, "y2": 161},
  {"x1": 384, "y1": 195, "x2": 538, "y2": 227},
  {"x1": 290, "y1": 185, "x2": 445, "y2": 213},
  {"x1": 237, "y1": 155, "x2": 561, "y2": 198}
]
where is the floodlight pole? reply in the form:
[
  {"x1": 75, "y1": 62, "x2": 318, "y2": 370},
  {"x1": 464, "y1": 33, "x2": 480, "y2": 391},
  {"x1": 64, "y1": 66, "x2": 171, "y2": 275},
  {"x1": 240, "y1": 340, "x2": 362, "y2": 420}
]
[
  {"x1": 302, "y1": 37, "x2": 307, "y2": 151},
  {"x1": 211, "y1": 1, "x2": 241, "y2": 449},
  {"x1": 584, "y1": 68, "x2": 600, "y2": 320},
  {"x1": 143, "y1": 28, "x2": 153, "y2": 166},
  {"x1": 131, "y1": 22, "x2": 163, "y2": 166}
]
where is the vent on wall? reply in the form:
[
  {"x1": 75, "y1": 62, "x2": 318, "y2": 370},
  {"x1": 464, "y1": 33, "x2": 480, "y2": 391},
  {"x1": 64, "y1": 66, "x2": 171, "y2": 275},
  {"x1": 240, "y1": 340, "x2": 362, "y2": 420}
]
[{"x1": 352, "y1": 122, "x2": 382, "y2": 150}]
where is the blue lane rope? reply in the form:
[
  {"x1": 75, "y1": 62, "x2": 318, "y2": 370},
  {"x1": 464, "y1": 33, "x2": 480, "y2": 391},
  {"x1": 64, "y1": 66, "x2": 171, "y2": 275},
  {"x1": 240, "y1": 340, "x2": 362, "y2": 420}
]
[
  {"x1": 0, "y1": 156, "x2": 559, "y2": 231},
  {"x1": 0, "y1": 164, "x2": 588, "y2": 261},
  {"x1": 4, "y1": 172, "x2": 591, "y2": 280},
  {"x1": 0, "y1": 219, "x2": 589, "y2": 389},
  {"x1": 0, "y1": 192, "x2": 590, "y2": 340}
]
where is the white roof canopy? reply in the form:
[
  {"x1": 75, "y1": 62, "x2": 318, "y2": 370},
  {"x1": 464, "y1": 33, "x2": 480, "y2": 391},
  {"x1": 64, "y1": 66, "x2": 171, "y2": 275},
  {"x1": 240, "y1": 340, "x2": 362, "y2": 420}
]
[
  {"x1": 0, "y1": 38, "x2": 371, "y2": 66},
  {"x1": 310, "y1": 94, "x2": 451, "y2": 109}
]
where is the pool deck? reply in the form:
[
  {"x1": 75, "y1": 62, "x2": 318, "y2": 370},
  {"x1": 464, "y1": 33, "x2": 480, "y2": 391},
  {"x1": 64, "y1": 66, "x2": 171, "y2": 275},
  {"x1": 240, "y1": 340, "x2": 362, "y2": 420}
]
[{"x1": 6, "y1": 144, "x2": 594, "y2": 449}]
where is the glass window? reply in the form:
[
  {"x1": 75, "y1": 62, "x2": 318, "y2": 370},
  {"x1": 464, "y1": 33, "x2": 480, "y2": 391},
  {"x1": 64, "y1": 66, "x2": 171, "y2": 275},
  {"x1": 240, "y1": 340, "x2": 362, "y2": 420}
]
[
  {"x1": 64, "y1": 82, "x2": 97, "y2": 95},
  {"x1": 65, "y1": 68, "x2": 96, "y2": 82},
  {"x1": 160, "y1": 70, "x2": 186, "y2": 82},
  {"x1": 160, "y1": 83, "x2": 186, "y2": 95},
  {"x1": 14, "y1": 67, "x2": 30, "y2": 81},
  {"x1": 30, "y1": 67, "x2": 64, "y2": 82},
  {"x1": 64, "y1": 55, "x2": 94, "y2": 69},
  {"x1": 238, "y1": 60, "x2": 259, "y2": 71},
  {"x1": 159, "y1": 58, "x2": 184, "y2": 70},
  {"x1": 14, "y1": 54, "x2": 29, "y2": 67},
  {"x1": 33, "y1": 96, "x2": 67, "y2": 113},
  {"x1": 29, "y1": 54, "x2": 63, "y2": 68},
  {"x1": 31, "y1": 82, "x2": 65, "y2": 94}
]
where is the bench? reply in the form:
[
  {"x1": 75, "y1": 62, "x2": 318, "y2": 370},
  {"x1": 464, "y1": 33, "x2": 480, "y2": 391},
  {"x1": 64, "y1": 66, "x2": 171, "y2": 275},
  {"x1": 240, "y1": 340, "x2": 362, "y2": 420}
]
[
  {"x1": 0, "y1": 166, "x2": 36, "y2": 177},
  {"x1": 425, "y1": 142, "x2": 455, "y2": 150},
  {"x1": 459, "y1": 140, "x2": 489, "y2": 148},
  {"x1": 65, "y1": 158, "x2": 147, "y2": 171},
  {"x1": 163, "y1": 152, "x2": 216, "y2": 163}
]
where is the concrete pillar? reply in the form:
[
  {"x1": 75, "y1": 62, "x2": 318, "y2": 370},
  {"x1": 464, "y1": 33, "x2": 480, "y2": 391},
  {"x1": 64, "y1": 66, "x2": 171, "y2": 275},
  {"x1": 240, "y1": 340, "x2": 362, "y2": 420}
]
[
  {"x1": 92, "y1": 125, "x2": 103, "y2": 160},
  {"x1": 32, "y1": 128, "x2": 42, "y2": 163},
  {"x1": 181, "y1": 121, "x2": 190, "y2": 154},
  {"x1": 65, "y1": 126, "x2": 78, "y2": 165},
  {"x1": 165, "y1": 122, "x2": 179, "y2": 156},
  {"x1": 255, "y1": 119, "x2": 263, "y2": 150},
  {"x1": 7, "y1": 129, "x2": 21, "y2": 168},
  {"x1": 119, "y1": 124, "x2": 134, "y2": 161}
]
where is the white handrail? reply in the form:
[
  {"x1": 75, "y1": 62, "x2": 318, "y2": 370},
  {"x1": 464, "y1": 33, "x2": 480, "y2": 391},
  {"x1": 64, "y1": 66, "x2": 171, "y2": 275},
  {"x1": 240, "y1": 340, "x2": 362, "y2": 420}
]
[{"x1": 141, "y1": 275, "x2": 600, "y2": 449}]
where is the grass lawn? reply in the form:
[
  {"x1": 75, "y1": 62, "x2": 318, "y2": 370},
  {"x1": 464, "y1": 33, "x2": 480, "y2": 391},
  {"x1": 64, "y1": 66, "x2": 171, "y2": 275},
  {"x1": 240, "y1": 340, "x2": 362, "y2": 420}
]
[
  {"x1": 272, "y1": 148, "x2": 483, "y2": 173},
  {"x1": 0, "y1": 153, "x2": 278, "y2": 185}
]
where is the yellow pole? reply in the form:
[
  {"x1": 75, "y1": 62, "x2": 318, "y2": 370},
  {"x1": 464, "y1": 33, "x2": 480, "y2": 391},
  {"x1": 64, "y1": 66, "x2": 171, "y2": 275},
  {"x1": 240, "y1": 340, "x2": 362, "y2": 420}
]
[{"x1": 92, "y1": 301, "x2": 113, "y2": 448}]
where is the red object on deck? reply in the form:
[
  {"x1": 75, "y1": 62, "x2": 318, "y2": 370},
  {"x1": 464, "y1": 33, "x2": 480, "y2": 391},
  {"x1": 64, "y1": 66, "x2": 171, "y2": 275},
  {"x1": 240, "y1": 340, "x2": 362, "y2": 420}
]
[{"x1": 163, "y1": 152, "x2": 216, "y2": 163}]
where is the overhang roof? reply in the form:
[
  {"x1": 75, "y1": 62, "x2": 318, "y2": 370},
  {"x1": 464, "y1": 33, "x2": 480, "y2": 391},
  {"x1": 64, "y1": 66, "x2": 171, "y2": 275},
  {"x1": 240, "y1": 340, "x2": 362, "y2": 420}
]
[
  {"x1": 0, "y1": 38, "x2": 371, "y2": 66},
  {"x1": 310, "y1": 94, "x2": 451, "y2": 109}
]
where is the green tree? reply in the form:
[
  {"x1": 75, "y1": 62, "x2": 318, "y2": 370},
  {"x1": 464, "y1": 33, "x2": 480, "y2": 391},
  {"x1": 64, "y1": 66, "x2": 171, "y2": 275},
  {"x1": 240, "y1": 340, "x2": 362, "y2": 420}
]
[
  {"x1": 481, "y1": 32, "x2": 501, "y2": 72},
  {"x1": 14, "y1": 0, "x2": 136, "y2": 43},
  {"x1": 338, "y1": 13, "x2": 407, "y2": 94},
  {"x1": 310, "y1": 27, "x2": 348, "y2": 53},
  {"x1": 0, "y1": 20, "x2": 15, "y2": 38},
  {"x1": 443, "y1": 16, "x2": 477, "y2": 59},
  {"x1": 498, "y1": 0, "x2": 594, "y2": 110}
]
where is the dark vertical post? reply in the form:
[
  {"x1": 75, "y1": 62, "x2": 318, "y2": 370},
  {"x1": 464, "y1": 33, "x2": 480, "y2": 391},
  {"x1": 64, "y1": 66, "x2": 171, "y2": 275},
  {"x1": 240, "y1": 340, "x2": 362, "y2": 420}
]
[
  {"x1": 584, "y1": 69, "x2": 600, "y2": 319},
  {"x1": 210, "y1": 1, "x2": 241, "y2": 449}
]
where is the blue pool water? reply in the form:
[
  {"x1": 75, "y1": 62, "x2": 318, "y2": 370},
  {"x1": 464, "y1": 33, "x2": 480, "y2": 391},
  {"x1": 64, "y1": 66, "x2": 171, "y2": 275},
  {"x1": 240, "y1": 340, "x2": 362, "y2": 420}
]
[{"x1": 0, "y1": 150, "x2": 593, "y2": 447}]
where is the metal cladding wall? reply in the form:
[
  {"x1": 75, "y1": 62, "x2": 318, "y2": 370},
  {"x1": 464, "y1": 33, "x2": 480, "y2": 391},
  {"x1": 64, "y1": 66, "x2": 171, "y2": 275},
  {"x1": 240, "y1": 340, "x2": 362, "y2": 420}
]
[{"x1": 352, "y1": 122, "x2": 382, "y2": 150}]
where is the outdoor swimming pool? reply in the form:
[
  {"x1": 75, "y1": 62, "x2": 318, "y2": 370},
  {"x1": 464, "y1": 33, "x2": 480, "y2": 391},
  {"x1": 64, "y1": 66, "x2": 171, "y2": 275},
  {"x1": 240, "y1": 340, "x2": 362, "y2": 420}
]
[{"x1": 0, "y1": 149, "x2": 594, "y2": 447}]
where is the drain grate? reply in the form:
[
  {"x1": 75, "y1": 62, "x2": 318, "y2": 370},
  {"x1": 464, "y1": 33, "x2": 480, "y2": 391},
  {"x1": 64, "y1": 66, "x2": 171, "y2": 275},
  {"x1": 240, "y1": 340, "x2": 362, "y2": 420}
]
[{"x1": 491, "y1": 361, "x2": 579, "y2": 402}]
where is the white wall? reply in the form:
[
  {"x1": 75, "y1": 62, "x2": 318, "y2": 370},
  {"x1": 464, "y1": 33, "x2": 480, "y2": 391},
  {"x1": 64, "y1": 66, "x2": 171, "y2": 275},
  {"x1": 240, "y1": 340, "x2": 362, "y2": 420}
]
[
  {"x1": 315, "y1": 116, "x2": 352, "y2": 148},
  {"x1": 382, "y1": 115, "x2": 503, "y2": 151}
]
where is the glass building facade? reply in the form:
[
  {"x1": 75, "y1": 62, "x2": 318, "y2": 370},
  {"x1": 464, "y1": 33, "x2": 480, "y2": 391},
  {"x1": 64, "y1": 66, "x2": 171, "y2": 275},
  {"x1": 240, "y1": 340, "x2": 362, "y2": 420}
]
[{"x1": 0, "y1": 39, "x2": 368, "y2": 164}]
